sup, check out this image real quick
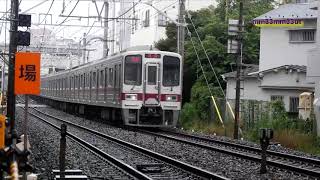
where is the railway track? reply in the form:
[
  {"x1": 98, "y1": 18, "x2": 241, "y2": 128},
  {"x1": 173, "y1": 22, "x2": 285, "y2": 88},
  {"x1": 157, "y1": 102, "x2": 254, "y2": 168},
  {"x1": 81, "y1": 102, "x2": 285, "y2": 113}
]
[
  {"x1": 138, "y1": 129, "x2": 320, "y2": 178},
  {"x1": 28, "y1": 107, "x2": 227, "y2": 180},
  {"x1": 20, "y1": 107, "x2": 150, "y2": 180}
]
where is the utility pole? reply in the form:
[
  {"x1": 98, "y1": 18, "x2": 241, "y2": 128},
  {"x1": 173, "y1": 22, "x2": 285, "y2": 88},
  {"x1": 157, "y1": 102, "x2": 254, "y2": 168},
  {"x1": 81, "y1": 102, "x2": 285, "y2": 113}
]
[
  {"x1": 82, "y1": 33, "x2": 86, "y2": 64},
  {"x1": 103, "y1": 2, "x2": 109, "y2": 58},
  {"x1": 178, "y1": 0, "x2": 185, "y2": 58},
  {"x1": 8, "y1": 0, "x2": 19, "y2": 143},
  {"x1": 111, "y1": 1, "x2": 116, "y2": 55},
  {"x1": 234, "y1": 0, "x2": 243, "y2": 139}
]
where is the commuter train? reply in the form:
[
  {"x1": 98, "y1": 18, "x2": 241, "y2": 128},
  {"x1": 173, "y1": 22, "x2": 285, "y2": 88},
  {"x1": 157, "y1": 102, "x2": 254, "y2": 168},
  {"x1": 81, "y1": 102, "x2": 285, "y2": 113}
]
[{"x1": 40, "y1": 49, "x2": 182, "y2": 127}]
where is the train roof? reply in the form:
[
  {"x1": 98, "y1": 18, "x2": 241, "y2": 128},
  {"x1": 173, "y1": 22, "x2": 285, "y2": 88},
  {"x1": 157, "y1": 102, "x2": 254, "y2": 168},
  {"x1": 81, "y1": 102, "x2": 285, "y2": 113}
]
[{"x1": 41, "y1": 50, "x2": 181, "y2": 79}]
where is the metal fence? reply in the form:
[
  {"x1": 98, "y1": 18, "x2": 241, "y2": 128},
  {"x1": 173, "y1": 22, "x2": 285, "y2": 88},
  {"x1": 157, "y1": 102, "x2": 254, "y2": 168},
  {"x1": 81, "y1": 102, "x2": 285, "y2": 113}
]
[{"x1": 208, "y1": 98, "x2": 316, "y2": 133}]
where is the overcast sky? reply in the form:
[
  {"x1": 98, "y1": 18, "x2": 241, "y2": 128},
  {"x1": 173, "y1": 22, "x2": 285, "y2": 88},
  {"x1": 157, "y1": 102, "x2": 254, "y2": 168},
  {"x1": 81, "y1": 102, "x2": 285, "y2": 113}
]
[
  {"x1": 0, "y1": 0, "x2": 215, "y2": 45},
  {"x1": 0, "y1": 0, "x2": 123, "y2": 44}
]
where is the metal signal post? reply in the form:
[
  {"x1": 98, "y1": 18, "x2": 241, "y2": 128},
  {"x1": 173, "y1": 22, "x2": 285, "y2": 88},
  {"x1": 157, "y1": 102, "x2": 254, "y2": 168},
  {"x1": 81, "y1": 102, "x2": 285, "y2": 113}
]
[
  {"x1": 178, "y1": 0, "x2": 185, "y2": 58},
  {"x1": 8, "y1": 0, "x2": 19, "y2": 148}
]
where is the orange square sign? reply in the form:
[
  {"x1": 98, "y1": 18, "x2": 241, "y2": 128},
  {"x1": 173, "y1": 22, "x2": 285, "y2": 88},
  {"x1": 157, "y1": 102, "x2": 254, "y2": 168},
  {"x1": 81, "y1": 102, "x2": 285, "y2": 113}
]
[{"x1": 14, "y1": 52, "x2": 41, "y2": 95}]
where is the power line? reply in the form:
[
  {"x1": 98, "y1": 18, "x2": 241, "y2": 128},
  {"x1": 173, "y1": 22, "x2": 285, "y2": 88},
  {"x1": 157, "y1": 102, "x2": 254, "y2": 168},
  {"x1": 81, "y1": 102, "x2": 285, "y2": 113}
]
[
  {"x1": 39, "y1": 0, "x2": 55, "y2": 51},
  {"x1": 58, "y1": 0, "x2": 80, "y2": 26},
  {"x1": 185, "y1": 11, "x2": 226, "y2": 99}
]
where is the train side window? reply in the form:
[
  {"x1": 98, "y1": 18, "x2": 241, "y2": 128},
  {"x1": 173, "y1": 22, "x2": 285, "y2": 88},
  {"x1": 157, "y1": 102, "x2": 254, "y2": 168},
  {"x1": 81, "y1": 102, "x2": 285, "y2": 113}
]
[
  {"x1": 87, "y1": 73, "x2": 89, "y2": 88},
  {"x1": 89, "y1": 72, "x2": 92, "y2": 89},
  {"x1": 80, "y1": 74, "x2": 83, "y2": 89},
  {"x1": 83, "y1": 73, "x2": 86, "y2": 89},
  {"x1": 114, "y1": 65, "x2": 118, "y2": 88},
  {"x1": 100, "y1": 70, "x2": 104, "y2": 88},
  {"x1": 93, "y1": 71, "x2": 96, "y2": 88},
  {"x1": 109, "y1": 68, "x2": 113, "y2": 87},
  {"x1": 104, "y1": 68, "x2": 108, "y2": 88},
  {"x1": 74, "y1": 76, "x2": 76, "y2": 89},
  {"x1": 96, "y1": 70, "x2": 99, "y2": 88},
  {"x1": 70, "y1": 77, "x2": 73, "y2": 90},
  {"x1": 64, "y1": 78, "x2": 67, "y2": 90},
  {"x1": 119, "y1": 64, "x2": 122, "y2": 87},
  {"x1": 78, "y1": 75, "x2": 81, "y2": 90}
]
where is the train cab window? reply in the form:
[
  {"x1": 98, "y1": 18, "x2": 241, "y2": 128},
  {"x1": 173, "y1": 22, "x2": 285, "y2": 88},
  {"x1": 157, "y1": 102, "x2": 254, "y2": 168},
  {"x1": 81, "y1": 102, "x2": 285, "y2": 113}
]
[
  {"x1": 109, "y1": 68, "x2": 113, "y2": 87},
  {"x1": 147, "y1": 66, "x2": 157, "y2": 85},
  {"x1": 124, "y1": 55, "x2": 142, "y2": 85},
  {"x1": 163, "y1": 56, "x2": 180, "y2": 86},
  {"x1": 92, "y1": 72, "x2": 97, "y2": 88}
]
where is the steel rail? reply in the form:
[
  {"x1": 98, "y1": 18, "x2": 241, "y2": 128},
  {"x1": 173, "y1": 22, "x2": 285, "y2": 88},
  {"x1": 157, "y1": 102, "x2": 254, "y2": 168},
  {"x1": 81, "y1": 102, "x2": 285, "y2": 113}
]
[
  {"x1": 138, "y1": 129, "x2": 320, "y2": 178},
  {"x1": 24, "y1": 109, "x2": 151, "y2": 180},
  {"x1": 30, "y1": 108, "x2": 228, "y2": 180},
  {"x1": 160, "y1": 130, "x2": 320, "y2": 166}
]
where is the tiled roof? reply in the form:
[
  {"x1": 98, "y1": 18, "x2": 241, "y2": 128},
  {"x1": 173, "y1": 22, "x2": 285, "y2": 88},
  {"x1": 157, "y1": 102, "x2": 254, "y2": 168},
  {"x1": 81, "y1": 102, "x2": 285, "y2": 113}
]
[
  {"x1": 254, "y1": 2, "x2": 317, "y2": 20},
  {"x1": 257, "y1": 65, "x2": 307, "y2": 74},
  {"x1": 223, "y1": 65, "x2": 307, "y2": 79},
  {"x1": 222, "y1": 64, "x2": 259, "y2": 78}
]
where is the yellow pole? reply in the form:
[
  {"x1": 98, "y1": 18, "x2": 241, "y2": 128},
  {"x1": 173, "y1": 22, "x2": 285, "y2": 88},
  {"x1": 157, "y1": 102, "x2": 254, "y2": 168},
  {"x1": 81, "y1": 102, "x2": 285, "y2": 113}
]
[
  {"x1": 211, "y1": 96, "x2": 224, "y2": 128},
  {"x1": 227, "y1": 101, "x2": 235, "y2": 119}
]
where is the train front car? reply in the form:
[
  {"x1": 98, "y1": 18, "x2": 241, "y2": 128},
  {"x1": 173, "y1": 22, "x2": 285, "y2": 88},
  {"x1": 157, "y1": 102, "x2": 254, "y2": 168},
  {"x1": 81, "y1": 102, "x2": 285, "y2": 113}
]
[{"x1": 121, "y1": 51, "x2": 182, "y2": 127}]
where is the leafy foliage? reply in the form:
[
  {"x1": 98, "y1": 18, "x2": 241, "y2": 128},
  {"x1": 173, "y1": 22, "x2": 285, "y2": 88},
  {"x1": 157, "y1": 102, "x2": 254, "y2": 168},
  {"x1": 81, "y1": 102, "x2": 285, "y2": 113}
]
[{"x1": 155, "y1": 0, "x2": 274, "y2": 122}]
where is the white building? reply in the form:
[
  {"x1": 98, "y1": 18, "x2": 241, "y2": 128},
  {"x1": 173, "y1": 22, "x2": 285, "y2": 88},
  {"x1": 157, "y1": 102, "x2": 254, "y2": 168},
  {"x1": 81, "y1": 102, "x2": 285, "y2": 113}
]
[
  {"x1": 223, "y1": 1, "x2": 317, "y2": 113},
  {"x1": 116, "y1": 0, "x2": 215, "y2": 53}
]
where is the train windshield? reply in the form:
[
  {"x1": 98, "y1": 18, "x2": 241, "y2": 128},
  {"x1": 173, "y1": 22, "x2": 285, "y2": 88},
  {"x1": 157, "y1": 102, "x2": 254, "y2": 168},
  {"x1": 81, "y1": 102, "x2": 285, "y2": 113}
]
[
  {"x1": 163, "y1": 56, "x2": 180, "y2": 86},
  {"x1": 124, "y1": 55, "x2": 142, "y2": 85}
]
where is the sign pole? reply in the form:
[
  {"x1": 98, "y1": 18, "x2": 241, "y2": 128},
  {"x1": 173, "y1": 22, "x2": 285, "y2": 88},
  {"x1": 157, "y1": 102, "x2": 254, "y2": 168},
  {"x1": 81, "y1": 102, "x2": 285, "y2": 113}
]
[
  {"x1": 23, "y1": 95, "x2": 28, "y2": 180},
  {"x1": 7, "y1": 0, "x2": 19, "y2": 171},
  {"x1": 23, "y1": 95, "x2": 28, "y2": 151}
]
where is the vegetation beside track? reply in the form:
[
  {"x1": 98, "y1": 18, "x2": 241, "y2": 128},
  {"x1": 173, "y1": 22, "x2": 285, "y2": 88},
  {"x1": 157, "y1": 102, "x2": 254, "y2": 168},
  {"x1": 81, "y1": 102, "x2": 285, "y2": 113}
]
[{"x1": 180, "y1": 100, "x2": 320, "y2": 155}]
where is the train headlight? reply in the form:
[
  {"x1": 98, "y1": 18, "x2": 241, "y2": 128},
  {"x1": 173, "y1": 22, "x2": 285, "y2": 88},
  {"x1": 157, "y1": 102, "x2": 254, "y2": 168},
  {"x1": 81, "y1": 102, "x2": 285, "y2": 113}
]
[
  {"x1": 125, "y1": 94, "x2": 138, "y2": 101},
  {"x1": 166, "y1": 95, "x2": 177, "y2": 102}
]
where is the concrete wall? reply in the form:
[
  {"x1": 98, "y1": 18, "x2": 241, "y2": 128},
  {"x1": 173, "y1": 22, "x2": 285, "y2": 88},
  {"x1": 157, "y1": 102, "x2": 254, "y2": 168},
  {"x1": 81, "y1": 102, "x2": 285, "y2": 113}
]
[
  {"x1": 119, "y1": 0, "x2": 214, "y2": 50},
  {"x1": 226, "y1": 71, "x2": 314, "y2": 111},
  {"x1": 259, "y1": 20, "x2": 316, "y2": 71},
  {"x1": 261, "y1": 69, "x2": 314, "y2": 89}
]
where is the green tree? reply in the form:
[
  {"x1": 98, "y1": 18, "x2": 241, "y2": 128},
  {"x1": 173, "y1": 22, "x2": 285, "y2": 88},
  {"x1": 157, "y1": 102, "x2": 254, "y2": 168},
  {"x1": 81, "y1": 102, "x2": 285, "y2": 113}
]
[{"x1": 155, "y1": 0, "x2": 275, "y2": 121}]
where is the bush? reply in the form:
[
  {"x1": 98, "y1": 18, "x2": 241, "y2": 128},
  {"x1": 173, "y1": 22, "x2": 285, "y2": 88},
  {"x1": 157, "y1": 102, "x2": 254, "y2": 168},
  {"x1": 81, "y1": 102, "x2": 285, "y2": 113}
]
[{"x1": 180, "y1": 102, "x2": 198, "y2": 128}]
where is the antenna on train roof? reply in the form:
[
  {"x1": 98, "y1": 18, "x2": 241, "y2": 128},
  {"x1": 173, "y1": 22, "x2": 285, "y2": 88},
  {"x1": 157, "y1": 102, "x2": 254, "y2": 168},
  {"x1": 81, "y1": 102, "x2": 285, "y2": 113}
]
[{"x1": 121, "y1": 45, "x2": 159, "y2": 52}]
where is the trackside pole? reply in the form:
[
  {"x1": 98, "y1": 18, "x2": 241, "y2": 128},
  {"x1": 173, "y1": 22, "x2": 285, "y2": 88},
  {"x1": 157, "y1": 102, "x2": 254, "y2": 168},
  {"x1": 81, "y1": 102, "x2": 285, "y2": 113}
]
[
  {"x1": 60, "y1": 124, "x2": 67, "y2": 179},
  {"x1": 23, "y1": 95, "x2": 28, "y2": 180},
  {"x1": 24, "y1": 95, "x2": 28, "y2": 154}
]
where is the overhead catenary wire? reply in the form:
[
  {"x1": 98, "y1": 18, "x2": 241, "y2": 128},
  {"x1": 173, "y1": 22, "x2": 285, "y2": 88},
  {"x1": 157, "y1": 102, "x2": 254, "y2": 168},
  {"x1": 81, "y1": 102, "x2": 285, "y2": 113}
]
[
  {"x1": 39, "y1": 0, "x2": 55, "y2": 51},
  {"x1": 185, "y1": 12, "x2": 235, "y2": 120},
  {"x1": 185, "y1": 12, "x2": 226, "y2": 98},
  {"x1": 58, "y1": 0, "x2": 80, "y2": 26},
  {"x1": 187, "y1": 26, "x2": 224, "y2": 127}
]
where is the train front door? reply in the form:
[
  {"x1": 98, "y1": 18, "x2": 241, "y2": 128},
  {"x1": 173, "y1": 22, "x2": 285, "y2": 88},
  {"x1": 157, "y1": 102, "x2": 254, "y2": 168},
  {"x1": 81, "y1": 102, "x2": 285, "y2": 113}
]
[{"x1": 144, "y1": 63, "x2": 160, "y2": 105}]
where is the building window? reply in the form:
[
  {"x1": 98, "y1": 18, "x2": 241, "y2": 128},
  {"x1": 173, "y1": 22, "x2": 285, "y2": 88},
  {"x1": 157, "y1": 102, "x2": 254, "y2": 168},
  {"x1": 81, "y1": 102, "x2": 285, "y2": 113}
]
[
  {"x1": 143, "y1": 10, "x2": 150, "y2": 27},
  {"x1": 295, "y1": 0, "x2": 308, "y2": 3},
  {"x1": 158, "y1": 13, "x2": 168, "y2": 27},
  {"x1": 289, "y1": 97, "x2": 299, "y2": 113},
  {"x1": 289, "y1": 29, "x2": 315, "y2": 43},
  {"x1": 271, "y1": 95, "x2": 284, "y2": 102}
]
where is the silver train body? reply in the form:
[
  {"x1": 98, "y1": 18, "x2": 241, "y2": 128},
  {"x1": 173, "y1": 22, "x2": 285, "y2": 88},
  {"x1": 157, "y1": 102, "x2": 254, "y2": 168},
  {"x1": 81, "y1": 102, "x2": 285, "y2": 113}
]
[{"x1": 40, "y1": 50, "x2": 182, "y2": 127}]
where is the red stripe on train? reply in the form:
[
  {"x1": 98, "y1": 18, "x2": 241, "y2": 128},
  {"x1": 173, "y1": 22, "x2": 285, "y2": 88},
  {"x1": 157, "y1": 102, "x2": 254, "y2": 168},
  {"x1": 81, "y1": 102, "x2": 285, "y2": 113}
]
[{"x1": 121, "y1": 93, "x2": 181, "y2": 102}]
